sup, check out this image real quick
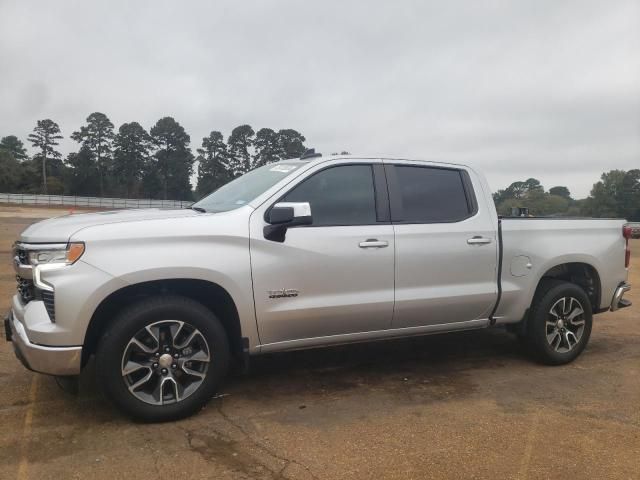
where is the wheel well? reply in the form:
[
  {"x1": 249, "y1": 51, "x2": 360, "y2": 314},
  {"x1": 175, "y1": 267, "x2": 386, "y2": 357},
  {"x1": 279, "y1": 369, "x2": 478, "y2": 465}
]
[
  {"x1": 538, "y1": 262, "x2": 601, "y2": 312},
  {"x1": 83, "y1": 279, "x2": 242, "y2": 366}
]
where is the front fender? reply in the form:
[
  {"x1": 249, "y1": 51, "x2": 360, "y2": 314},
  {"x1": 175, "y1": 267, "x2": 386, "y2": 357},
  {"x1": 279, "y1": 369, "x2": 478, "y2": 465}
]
[
  {"x1": 70, "y1": 213, "x2": 258, "y2": 348},
  {"x1": 114, "y1": 266, "x2": 257, "y2": 346}
]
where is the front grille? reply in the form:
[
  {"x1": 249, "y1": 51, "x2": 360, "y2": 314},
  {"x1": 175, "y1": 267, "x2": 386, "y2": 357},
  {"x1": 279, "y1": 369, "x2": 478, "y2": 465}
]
[
  {"x1": 15, "y1": 275, "x2": 55, "y2": 322},
  {"x1": 16, "y1": 247, "x2": 28, "y2": 265},
  {"x1": 13, "y1": 244, "x2": 55, "y2": 322},
  {"x1": 16, "y1": 276, "x2": 34, "y2": 303},
  {"x1": 41, "y1": 290, "x2": 56, "y2": 322}
]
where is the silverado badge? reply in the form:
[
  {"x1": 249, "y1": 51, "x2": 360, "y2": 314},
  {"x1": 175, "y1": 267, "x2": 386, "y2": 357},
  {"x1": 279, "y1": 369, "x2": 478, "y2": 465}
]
[{"x1": 268, "y1": 289, "x2": 299, "y2": 299}]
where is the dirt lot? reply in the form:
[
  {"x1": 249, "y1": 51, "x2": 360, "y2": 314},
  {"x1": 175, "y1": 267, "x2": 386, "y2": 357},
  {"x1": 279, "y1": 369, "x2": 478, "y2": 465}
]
[{"x1": 0, "y1": 206, "x2": 638, "y2": 480}]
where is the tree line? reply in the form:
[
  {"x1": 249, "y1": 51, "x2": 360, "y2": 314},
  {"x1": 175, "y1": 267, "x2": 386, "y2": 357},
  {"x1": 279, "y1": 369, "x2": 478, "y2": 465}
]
[
  {"x1": 0, "y1": 113, "x2": 308, "y2": 200},
  {"x1": 493, "y1": 170, "x2": 640, "y2": 221},
  {"x1": 1, "y1": 117, "x2": 638, "y2": 220}
]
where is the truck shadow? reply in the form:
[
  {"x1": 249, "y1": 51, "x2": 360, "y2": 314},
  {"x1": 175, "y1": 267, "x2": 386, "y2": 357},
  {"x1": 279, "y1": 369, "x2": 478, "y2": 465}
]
[
  {"x1": 69, "y1": 327, "x2": 520, "y2": 403},
  {"x1": 38, "y1": 324, "x2": 630, "y2": 425},
  {"x1": 231, "y1": 327, "x2": 523, "y2": 398},
  {"x1": 266, "y1": 326, "x2": 516, "y2": 364}
]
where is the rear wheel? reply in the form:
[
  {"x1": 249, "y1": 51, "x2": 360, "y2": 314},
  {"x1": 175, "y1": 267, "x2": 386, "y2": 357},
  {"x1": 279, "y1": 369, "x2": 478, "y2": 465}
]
[
  {"x1": 524, "y1": 280, "x2": 593, "y2": 365},
  {"x1": 96, "y1": 296, "x2": 230, "y2": 421}
]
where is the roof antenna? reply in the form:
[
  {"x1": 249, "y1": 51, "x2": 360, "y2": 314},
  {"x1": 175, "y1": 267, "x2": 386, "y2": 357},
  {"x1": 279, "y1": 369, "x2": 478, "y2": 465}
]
[{"x1": 300, "y1": 148, "x2": 322, "y2": 160}]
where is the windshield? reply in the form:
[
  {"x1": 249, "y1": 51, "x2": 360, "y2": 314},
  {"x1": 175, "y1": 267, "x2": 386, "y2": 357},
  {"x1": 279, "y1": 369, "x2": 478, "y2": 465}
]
[{"x1": 193, "y1": 163, "x2": 303, "y2": 212}]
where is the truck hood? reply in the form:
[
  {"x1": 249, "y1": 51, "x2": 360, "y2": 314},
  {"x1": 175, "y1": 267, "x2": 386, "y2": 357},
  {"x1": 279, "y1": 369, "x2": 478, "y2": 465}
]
[{"x1": 19, "y1": 208, "x2": 201, "y2": 243}]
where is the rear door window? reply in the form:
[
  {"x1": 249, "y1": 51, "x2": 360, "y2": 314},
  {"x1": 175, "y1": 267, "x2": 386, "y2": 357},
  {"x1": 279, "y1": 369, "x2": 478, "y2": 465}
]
[{"x1": 393, "y1": 166, "x2": 472, "y2": 223}]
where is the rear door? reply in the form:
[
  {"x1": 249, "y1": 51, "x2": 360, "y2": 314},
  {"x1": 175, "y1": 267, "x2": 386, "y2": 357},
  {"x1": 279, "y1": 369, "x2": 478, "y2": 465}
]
[
  {"x1": 249, "y1": 160, "x2": 395, "y2": 347},
  {"x1": 386, "y1": 162, "x2": 498, "y2": 328}
]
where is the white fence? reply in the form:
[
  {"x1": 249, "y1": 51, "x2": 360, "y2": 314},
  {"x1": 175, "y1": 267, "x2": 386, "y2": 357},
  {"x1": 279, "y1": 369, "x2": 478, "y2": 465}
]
[{"x1": 0, "y1": 193, "x2": 193, "y2": 209}]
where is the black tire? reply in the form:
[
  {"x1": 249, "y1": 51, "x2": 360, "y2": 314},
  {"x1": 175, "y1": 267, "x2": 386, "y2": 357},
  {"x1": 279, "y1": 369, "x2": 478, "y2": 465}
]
[
  {"x1": 524, "y1": 279, "x2": 593, "y2": 365},
  {"x1": 96, "y1": 295, "x2": 230, "y2": 422}
]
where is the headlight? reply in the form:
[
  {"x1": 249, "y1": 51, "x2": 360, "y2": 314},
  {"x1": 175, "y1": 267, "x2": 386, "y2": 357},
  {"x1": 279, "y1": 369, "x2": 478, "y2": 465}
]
[{"x1": 28, "y1": 243, "x2": 85, "y2": 266}]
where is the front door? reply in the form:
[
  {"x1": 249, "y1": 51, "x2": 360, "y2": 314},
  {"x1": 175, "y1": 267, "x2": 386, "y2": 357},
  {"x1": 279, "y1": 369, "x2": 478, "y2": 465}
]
[{"x1": 249, "y1": 162, "x2": 395, "y2": 347}]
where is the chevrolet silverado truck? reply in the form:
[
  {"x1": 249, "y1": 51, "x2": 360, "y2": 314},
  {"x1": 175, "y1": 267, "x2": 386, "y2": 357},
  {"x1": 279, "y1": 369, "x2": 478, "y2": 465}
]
[{"x1": 4, "y1": 155, "x2": 633, "y2": 421}]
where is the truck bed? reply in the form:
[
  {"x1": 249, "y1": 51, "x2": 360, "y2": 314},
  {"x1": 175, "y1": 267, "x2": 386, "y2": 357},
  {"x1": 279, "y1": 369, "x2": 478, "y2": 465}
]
[{"x1": 495, "y1": 217, "x2": 627, "y2": 324}]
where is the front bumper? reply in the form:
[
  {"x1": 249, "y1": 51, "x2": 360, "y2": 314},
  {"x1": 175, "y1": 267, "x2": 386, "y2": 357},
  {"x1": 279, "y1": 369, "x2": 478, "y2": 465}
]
[
  {"x1": 610, "y1": 282, "x2": 632, "y2": 312},
  {"x1": 4, "y1": 310, "x2": 81, "y2": 376}
]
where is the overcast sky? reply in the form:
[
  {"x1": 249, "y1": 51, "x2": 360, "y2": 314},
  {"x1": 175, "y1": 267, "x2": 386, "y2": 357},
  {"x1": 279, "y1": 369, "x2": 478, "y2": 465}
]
[{"x1": 1, "y1": 0, "x2": 638, "y2": 198}]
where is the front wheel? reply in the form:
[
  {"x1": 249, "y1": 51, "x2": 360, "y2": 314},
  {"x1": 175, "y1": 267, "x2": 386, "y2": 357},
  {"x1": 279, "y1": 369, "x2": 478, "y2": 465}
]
[
  {"x1": 524, "y1": 280, "x2": 593, "y2": 365},
  {"x1": 96, "y1": 296, "x2": 230, "y2": 421}
]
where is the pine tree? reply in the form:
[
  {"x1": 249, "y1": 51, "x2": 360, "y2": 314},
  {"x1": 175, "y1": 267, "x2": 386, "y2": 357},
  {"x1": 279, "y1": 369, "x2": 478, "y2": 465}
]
[
  {"x1": 71, "y1": 112, "x2": 115, "y2": 197},
  {"x1": 27, "y1": 119, "x2": 63, "y2": 194},
  {"x1": 113, "y1": 122, "x2": 152, "y2": 197},
  {"x1": 227, "y1": 125, "x2": 255, "y2": 176},
  {"x1": 253, "y1": 128, "x2": 281, "y2": 168},
  {"x1": 196, "y1": 131, "x2": 231, "y2": 197},
  {"x1": 0, "y1": 150, "x2": 22, "y2": 191},
  {"x1": 277, "y1": 129, "x2": 306, "y2": 159},
  {"x1": 65, "y1": 148, "x2": 100, "y2": 196},
  {"x1": 0, "y1": 135, "x2": 28, "y2": 161},
  {"x1": 149, "y1": 117, "x2": 194, "y2": 200}
]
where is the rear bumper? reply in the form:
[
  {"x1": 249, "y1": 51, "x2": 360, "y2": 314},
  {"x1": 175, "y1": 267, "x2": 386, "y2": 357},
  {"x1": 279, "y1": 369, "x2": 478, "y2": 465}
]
[
  {"x1": 610, "y1": 282, "x2": 631, "y2": 312},
  {"x1": 4, "y1": 310, "x2": 81, "y2": 376}
]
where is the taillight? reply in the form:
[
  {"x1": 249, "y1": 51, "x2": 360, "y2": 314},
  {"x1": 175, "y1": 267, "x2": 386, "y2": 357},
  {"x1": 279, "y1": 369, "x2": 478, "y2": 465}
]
[{"x1": 623, "y1": 225, "x2": 631, "y2": 268}]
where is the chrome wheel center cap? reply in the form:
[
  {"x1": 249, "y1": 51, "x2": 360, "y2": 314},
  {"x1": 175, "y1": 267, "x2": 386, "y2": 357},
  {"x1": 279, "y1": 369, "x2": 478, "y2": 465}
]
[
  {"x1": 557, "y1": 319, "x2": 565, "y2": 329},
  {"x1": 158, "y1": 353, "x2": 173, "y2": 368}
]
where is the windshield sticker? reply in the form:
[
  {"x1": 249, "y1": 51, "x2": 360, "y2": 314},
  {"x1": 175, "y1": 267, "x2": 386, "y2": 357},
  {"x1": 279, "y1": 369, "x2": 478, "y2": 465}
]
[{"x1": 270, "y1": 165, "x2": 298, "y2": 173}]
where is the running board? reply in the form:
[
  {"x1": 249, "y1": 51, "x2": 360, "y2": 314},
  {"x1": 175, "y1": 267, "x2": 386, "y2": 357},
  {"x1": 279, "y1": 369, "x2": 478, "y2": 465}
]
[{"x1": 258, "y1": 319, "x2": 490, "y2": 353}]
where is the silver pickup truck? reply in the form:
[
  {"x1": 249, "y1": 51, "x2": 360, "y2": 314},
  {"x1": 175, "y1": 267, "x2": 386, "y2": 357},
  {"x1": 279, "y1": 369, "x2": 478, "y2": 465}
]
[{"x1": 4, "y1": 155, "x2": 633, "y2": 421}]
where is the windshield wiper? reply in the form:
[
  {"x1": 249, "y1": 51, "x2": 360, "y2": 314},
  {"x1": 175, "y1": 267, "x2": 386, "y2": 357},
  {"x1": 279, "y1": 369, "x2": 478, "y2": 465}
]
[{"x1": 190, "y1": 206, "x2": 207, "y2": 213}]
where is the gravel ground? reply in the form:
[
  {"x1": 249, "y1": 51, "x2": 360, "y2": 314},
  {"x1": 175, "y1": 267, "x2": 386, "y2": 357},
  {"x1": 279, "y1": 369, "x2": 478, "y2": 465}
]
[{"x1": 0, "y1": 206, "x2": 638, "y2": 480}]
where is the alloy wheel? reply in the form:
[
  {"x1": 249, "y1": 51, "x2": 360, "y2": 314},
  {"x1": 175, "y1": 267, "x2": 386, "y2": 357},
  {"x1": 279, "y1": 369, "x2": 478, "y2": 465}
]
[
  {"x1": 545, "y1": 297, "x2": 585, "y2": 353},
  {"x1": 121, "y1": 320, "x2": 210, "y2": 405}
]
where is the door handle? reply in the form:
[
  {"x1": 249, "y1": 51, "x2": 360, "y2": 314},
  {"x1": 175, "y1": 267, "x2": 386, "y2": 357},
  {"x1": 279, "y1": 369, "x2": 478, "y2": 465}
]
[
  {"x1": 467, "y1": 236, "x2": 492, "y2": 245},
  {"x1": 359, "y1": 239, "x2": 389, "y2": 248}
]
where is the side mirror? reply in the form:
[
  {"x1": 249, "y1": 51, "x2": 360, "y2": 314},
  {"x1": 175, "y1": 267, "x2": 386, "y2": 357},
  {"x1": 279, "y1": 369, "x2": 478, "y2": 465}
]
[
  {"x1": 267, "y1": 206, "x2": 294, "y2": 224},
  {"x1": 264, "y1": 202, "x2": 312, "y2": 241}
]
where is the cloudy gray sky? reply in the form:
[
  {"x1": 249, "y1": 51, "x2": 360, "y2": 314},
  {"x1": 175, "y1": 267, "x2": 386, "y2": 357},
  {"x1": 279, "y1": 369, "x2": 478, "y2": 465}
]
[{"x1": 1, "y1": 0, "x2": 638, "y2": 198}]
